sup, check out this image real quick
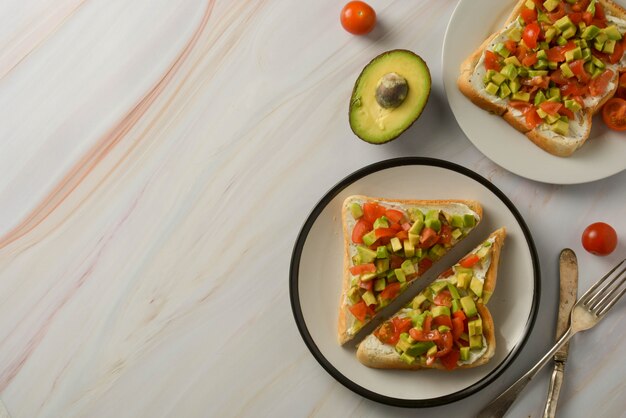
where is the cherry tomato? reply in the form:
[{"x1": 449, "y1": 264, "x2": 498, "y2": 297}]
[
  {"x1": 340, "y1": 1, "x2": 376, "y2": 35},
  {"x1": 602, "y1": 98, "x2": 626, "y2": 131},
  {"x1": 615, "y1": 73, "x2": 626, "y2": 100},
  {"x1": 582, "y1": 222, "x2": 618, "y2": 256},
  {"x1": 522, "y1": 22, "x2": 541, "y2": 50}
]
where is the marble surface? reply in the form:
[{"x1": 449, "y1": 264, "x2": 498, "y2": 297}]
[{"x1": 0, "y1": 0, "x2": 625, "y2": 417}]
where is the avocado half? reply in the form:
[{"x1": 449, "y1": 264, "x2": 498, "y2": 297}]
[{"x1": 349, "y1": 49, "x2": 431, "y2": 144}]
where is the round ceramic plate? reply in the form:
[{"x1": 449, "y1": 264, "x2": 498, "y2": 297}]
[
  {"x1": 290, "y1": 158, "x2": 540, "y2": 407},
  {"x1": 442, "y1": 0, "x2": 626, "y2": 185}
]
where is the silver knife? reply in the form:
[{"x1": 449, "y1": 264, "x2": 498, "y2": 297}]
[{"x1": 542, "y1": 249, "x2": 578, "y2": 418}]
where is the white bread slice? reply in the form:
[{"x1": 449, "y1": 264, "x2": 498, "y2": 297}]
[
  {"x1": 338, "y1": 196, "x2": 483, "y2": 345},
  {"x1": 458, "y1": 0, "x2": 626, "y2": 157},
  {"x1": 356, "y1": 228, "x2": 506, "y2": 370}
]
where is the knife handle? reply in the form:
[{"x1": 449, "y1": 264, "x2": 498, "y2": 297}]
[{"x1": 543, "y1": 361, "x2": 565, "y2": 418}]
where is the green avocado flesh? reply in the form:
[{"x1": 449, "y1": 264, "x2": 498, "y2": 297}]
[{"x1": 349, "y1": 49, "x2": 431, "y2": 144}]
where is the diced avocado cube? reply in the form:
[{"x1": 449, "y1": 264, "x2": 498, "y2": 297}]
[
  {"x1": 424, "y1": 218, "x2": 441, "y2": 233},
  {"x1": 373, "y1": 216, "x2": 389, "y2": 229},
  {"x1": 546, "y1": 113, "x2": 561, "y2": 124},
  {"x1": 425, "y1": 345, "x2": 437, "y2": 358},
  {"x1": 592, "y1": 66, "x2": 604, "y2": 79},
  {"x1": 472, "y1": 317, "x2": 483, "y2": 335},
  {"x1": 412, "y1": 293, "x2": 428, "y2": 310},
  {"x1": 518, "y1": 66, "x2": 529, "y2": 77},
  {"x1": 564, "y1": 99, "x2": 582, "y2": 113},
  {"x1": 550, "y1": 119, "x2": 570, "y2": 136},
  {"x1": 438, "y1": 325, "x2": 451, "y2": 333},
  {"x1": 362, "y1": 290, "x2": 376, "y2": 306},
  {"x1": 408, "y1": 208, "x2": 424, "y2": 222},
  {"x1": 386, "y1": 270, "x2": 396, "y2": 281},
  {"x1": 394, "y1": 268, "x2": 406, "y2": 283},
  {"x1": 548, "y1": 60, "x2": 559, "y2": 70},
  {"x1": 483, "y1": 69, "x2": 496, "y2": 85},
  {"x1": 375, "y1": 258, "x2": 389, "y2": 273},
  {"x1": 582, "y1": 47, "x2": 592, "y2": 61},
  {"x1": 405, "y1": 341, "x2": 435, "y2": 357},
  {"x1": 584, "y1": 61, "x2": 595, "y2": 76},
  {"x1": 587, "y1": 0, "x2": 596, "y2": 15},
  {"x1": 470, "y1": 277, "x2": 484, "y2": 297},
  {"x1": 374, "y1": 278, "x2": 386, "y2": 292},
  {"x1": 512, "y1": 91, "x2": 530, "y2": 102},
  {"x1": 429, "y1": 244, "x2": 446, "y2": 260},
  {"x1": 534, "y1": 90, "x2": 547, "y2": 106},
  {"x1": 509, "y1": 79, "x2": 521, "y2": 93},
  {"x1": 536, "y1": 108, "x2": 548, "y2": 119},
  {"x1": 396, "y1": 337, "x2": 412, "y2": 353},
  {"x1": 581, "y1": 25, "x2": 601, "y2": 40},
  {"x1": 529, "y1": 70, "x2": 549, "y2": 77},
  {"x1": 563, "y1": 26, "x2": 577, "y2": 39},
  {"x1": 504, "y1": 56, "x2": 522, "y2": 67},
  {"x1": 534, "y1": 59, "x2": 549, "y2": 70},
  {"x1": 400, "y1": 352, "x2": 416, "y2": 365},
  {"x1": 352, "y1": 254, "x2": 362, "y2": 266},
  {"x1": 425, "y1": 210, "x2": 439, "y2": 221},
  {"x1": 357, "y1": 246, "x2": 377, "y2": 263},
  {"x1": 360, "y1": 272, "x2": 377, "y2": 282},
  {"x1": 451, "y1": 228, "x2": 463, "y2": 240},
  {"x1": 594, "y1": 39, "x2": 605, "y2": 52},
  {"x1": 408, "y1": 233, "x2": 419, "y2": 247},
  {"x1": 460, "y1": 296, "x2": 478, "y2": 317},
  {"x1": 460, "y1": 346, "x2": 471, "y2": 361},
  {"x1": 539, "y1": 41, "x2": 550, "y2": 50},
  {"x1": 376, "y1": 245, "x2": 389, "y2": 259},
  {"x1": 559, "y1": 115, "x2": 569, "y2": 123},
  {"x1": 451, "y1": 215, "x2": 464, "y2": 228},
  {"x1": 350, "y1": 203, "x2": 363, "y2": 219},
  {"x1": 408, "y1": 218, "x2": 424, "y2": 236},
  {"x1": 362, "y1": 230, "x2": 377, "y2": 246},
  {"x1": 537, "y1": 8, "x2": 551, "y2": 24},
  {"x1": 556, "y1": 36, "x2": 568, "y2": 46},
  {"x1": 576, "y1": 38, "x2": 588, "y2": 48},
  {"x1": 451, "y1": 298, "x2": 461, "y2": 313},
  {"x1": 432, "y1": 305, "x2": 451, "y2": 318},
  {"x1": 414, "y1": 311, "x2": 431, "y2": 330},
  {"x1": 579, "y1": 22, "x2": 587, "y2": 34},
  {"x1": 348, "y1": 286, "x2": 361, "y2": 304},
  {"x1": 536, "y1": 50, "x2": 548, "y2": 61},
  {"x1": 508, "y1": 26, "x2": 523, "y2": 42},
  {"x1": 468, "y1": 320, "x2": 477, "y2": 336},
  {"x1": 604, "y1": 25, "x2": 622, "y2": 41},
  {"x1": 591, "y1": 56, "x2": 605, "y2": 69},
  {"x1": 390, "y1": 237, "x2": 402, "y2": 252},
  {"x1": 565, "y1": 46, "x2": 582, "y2": 62},
  {"x1": 402, "y1": 239, "x2": 414, "y2": 258},
  {"x1": 401, "y1": 259, "x2": 416, "y2": 275},
  {"x1": 500, "y1": 64, "x2": 518, "y2": 81},
  {"x1": 456, "y1": 272, "x2": 472, "y2": 289},
  {"x1": 596, "y1": 30, "x2": 608, "y2": 44},
  {"x1": 603, "y1": 39, "x2": 616, "y2": 54},
  {"x1": 549, "y1": 87, "x2": 561, "y2": 99},
  {"x1": 555, "y1": 15, "x2": 574, "y2": 32},
  {"x1": 524, "y1": 0, "x2": 535, "y2": 9},
  {"x1": 545, "y1": 27, "x2": 557, "y2": 43},
  {"x1": 493, "y1": 42, "x2": 510, "y2": 58},
  {"x1": 430, "y1": 280, "x2": 448, "y2": 295},
  {"x1": 470, "y1": 335, "x2": 483, "y2": 349},
  {"x1": 447, "y1": 283, "x2": 461, "y2": 299},
  {"x1": 543, "y1": 0, "x2": 560, "y2": 11},
  {"x1": 463, "y1": 214, "x2": 476, "y2": 227},
  {"x1": 476, "y1": 246, "x2": 490, "y2": 259}
]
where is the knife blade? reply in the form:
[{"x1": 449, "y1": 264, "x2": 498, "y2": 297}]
[{"x1": 543, "y1": 249, "x2": 578, "y2": 418}]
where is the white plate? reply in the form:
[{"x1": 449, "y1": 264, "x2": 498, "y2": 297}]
[
  {"x1": 443, "y1": 0, "x2": 626, "y2": 185},
  {"x1": 290, "y1": 158, "x2": 540, "y2": 407}
]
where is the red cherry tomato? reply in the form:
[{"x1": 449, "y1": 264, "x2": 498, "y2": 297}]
[
  {"x1": 602, "y1": 98, "x2": 626, "y2": 131},
  {"x1": 522, "y1": 22, "x2": 541, "y2": 50},
  {"x1": 615, "y1": 73, "x2": 626, "y2": 100},
  {"x1": 340, "y1": 1, "x2": 376, "y2": 35},
  {"x1": 582, "y1": 222, "x2": 618, "y2": 256}
]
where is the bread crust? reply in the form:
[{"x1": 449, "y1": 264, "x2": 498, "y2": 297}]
[
  {"x1": 338, "y1": 195, "x2": 483, "y2": 345},
  {"x1": 356, "y1": 228, "x2": 505, "y2": 370},
  {"x1": 457, "y1": 0, "x2": 626, "y2": 157}
]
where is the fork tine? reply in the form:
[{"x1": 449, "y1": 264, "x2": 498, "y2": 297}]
[
  {"x1": 587, "y1": 264, "x2": 626, "y2": 309},
  {"x1": 597, "y1": 283, "x2": 626, "y2": 316},
  {"x1": 579, "y1": 258, "x2": 626, "y2": 304}
]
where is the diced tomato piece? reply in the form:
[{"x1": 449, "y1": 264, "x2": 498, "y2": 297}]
[
  {"x1": 572, "y1": 0, "x2": 590, "y2": 12},
  {"x1": 569, "y1": 12, "x2": 583, "y2": 24},
  {"x1": 548, "y1": 3, "x2": 566, "y2": 22},
  {"x1": 423, "y1": 315, "x2": 433, "y2": 333},
  {"x1": 419, "y1": 227, "x2": 439, "y2": 248},
  {"x1": 349, "y1": 300, "x2": 368, "y2": 322},
  {"x1": 570, "y1": 59, "x2": 590, "y2": 83},
  {"x1": 582, "y1": 10, "x2": 593, "y2": 24},
  {"x1": 539, "y1": 101, "x2": 563, "y2": 116},
  {"x1": 440, "y1": 348, "x2": 461, "y2": 370},
  {"x1": 390, "y1": 255, "x2": 405, "y2": 269},
  {"x1": 460, "y1": 254, "x2": 480, "y2": 268},
  {"x1": 590, "y1": 69, "x2": 614, "y2": 96},
  {"x1": 520, "y1": 6, "x2": 537, "y2": 24},
  {"x1": 433, "y1": 314, "x2": 453, "y2": 330},
  {"x1": 592, "y1": 18, "x2": 607, "y2": 29},
  {"x1": 561, "y1": 80, "x2": 588, "y2": 97},
  {"x1": 401, "y1": 222, "x2": 411, "y2": 231},
  {"x1": 441, "y1": 268, "x2": 454, "y2": 278},
  {"x1": 349, "y1": 263, "x2": 376, "y2": 275},
  {"x1": 546, "y1": 48, "x2": 564, "y2": 63},
  {"x1": 559, "y1": 106, "x2": 575, "y2": 120},
  {"x1": 389, "y1": 222, "x2": 402, "y2": 232},
  {"x1": 504, "y1": 40, "x2": 517, "y2": 54},
  {"x1": 395, "y1": 230, "x2": 408, "y2": 240},
  {"x1": 453, "y1": 310, "x2": 467, "y2": 321},
  {"x1": 385, "y1": 209, "x2": 404, "y2": 223},
  {"x1": 393, "y1": 316, "x2": 413, "y2": 334},
  {"x1": 531, "y1": 0, "x2": 545, "y2": 10},
  {"x1": 523, "y1": 22, "x2": 541, "y2": 49},
  {"x1": 351, "y1": 219, "x2": 372, "y2": 244},
  {"x1": 380, "y1": 282, "x2": 401, "y2": 300},
  {"x1": 433, "y1": 331, "x2": 454, "y2": 358},
  {"x1": 374, "y1": 228, "x2": 396, "y2": 239},
  {"x1": 522, "y1": 52, "x2": 539, "y2": 67},
  {"x1": 375, "y1": 321, "x2": 398, "y2": 345},
  {"x1": 508, "y1": 100, "x2": 533, "y2": 112},
  {"x1": 438, "y1": 225, "x2": 452, "y2": 245},
  {"x1": 359, "y1": 279, "x2": 373, "y2": 291},
  {"x1": 615, "y1": 73, "x2": 626, "y2": 100},
  {"x1": 592, "y1": 48, "x2": 610, "y2": 63},
  {"x1": 484, "y1": 50, "x2": 501, "y2": 71},
  {"x1": 434, "y1": 290, "x2": 453, "y2": 308},
  {"x1": 595, "y1": 3, "x2": 606, "y2": 20},
  {"x1": 363, "y1": 202, "x2": 387, "y2": 223},
  {"x1": 527, "y1": 76, "x2": 550, "y2": 89},
  {"x1": 526, "y1": 107, "x2": 543, "y2": 129},
  {"x1": 451, "y1": 317, "x2": 464, "y2": 340},
  {"x1": 609, "y1": 41, "x2": 624, "y2": 65},
  {"x1": 418, "y1": 258, "x2": 433, "y2": 275},
  {"x1": 409, "y1": 328, "x2": 441, "y2": 342}
]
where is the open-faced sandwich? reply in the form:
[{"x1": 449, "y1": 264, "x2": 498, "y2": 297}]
[
  {"x1": 458, "y1": 0, "x2": 626, "y2": 157},
  {"x1": 338, "y1": 195, "x2": 482, "y2": 345},
  {"x1": 356, "y1": 228, "x2": 505, "y2": 370}
]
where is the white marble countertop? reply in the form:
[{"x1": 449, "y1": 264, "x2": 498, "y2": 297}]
[{"x1": 1, "y1": 0, "x2": 625, "y2": 417}]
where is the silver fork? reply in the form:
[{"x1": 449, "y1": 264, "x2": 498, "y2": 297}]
[{"x1": 477, "y1": 258, "x2": 626, "y2": 418}]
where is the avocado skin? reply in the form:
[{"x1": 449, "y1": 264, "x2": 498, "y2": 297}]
[{"x1": 349, "y1": 49, "x2": 431, "y2": 144}]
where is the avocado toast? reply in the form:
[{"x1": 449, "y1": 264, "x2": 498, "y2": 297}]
[
  {"x1": 338, "y1": 195, "x2": 483, "y2": 345},
  {"x1": 356, "y1": 228, "x2": 505, "y2": 370},
  {"x1": 457, "y1": 0, "x2": 626, "y2": 157}
]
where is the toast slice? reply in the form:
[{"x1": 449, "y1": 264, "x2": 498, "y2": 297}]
[
  {"x1": 338, "y1": 195, "x2": 483, "y2": 345},
  {"x1": 458, "y1": 0, "x2": 626, "y2": 157},
  {"x1": 356, "y1": 228, "x2": 506, "y2": 370}
]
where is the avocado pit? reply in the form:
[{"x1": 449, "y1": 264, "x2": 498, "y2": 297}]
[{"x1": 375, "y1": 72, "x2": 408, "y2": 109}]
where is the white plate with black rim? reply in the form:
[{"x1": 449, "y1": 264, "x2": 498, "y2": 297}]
[
  {"x1": 290, "y1": 158, "x2": 540, "y2": 407},
  {"x1": 442, "y1": 0, "x2": 626, "y2": 185}
]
